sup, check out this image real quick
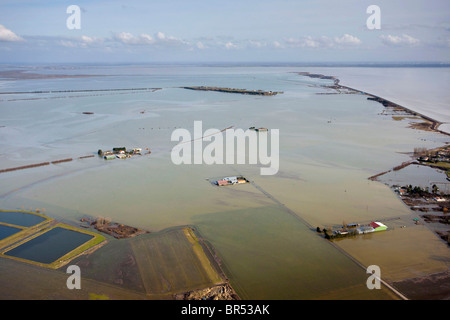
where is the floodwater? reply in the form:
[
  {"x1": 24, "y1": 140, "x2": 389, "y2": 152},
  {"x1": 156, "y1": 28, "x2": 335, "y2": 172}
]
[
  {"x1": 304, "y1": 67, "x2": 450, "y2": 134},
  {"x1": 378, "y1": 164, "x2": 449, "y2": 191},
  {"x1": 0, "y1": 65, "x2": 448, "y2": 299}
]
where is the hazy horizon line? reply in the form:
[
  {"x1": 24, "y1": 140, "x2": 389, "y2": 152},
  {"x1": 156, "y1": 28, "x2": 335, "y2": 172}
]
[{"x1": 1, "y1": 61, "x2": 450, "y2": 68}]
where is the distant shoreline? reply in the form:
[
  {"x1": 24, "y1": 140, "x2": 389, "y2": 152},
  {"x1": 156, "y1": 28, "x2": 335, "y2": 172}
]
[
  {"x1": 0, "y1": 70, "x2": 107, "y2": 81},
  {"x1": 297, "y1": 71, "x2": 449, "y2": 137}
]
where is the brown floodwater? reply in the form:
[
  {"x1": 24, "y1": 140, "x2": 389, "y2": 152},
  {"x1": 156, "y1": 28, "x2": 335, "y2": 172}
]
[{"x1": 0, "y1": 67, "x2": 448, "y2": 299}]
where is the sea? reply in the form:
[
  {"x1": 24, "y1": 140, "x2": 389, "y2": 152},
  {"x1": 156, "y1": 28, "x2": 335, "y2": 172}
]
[{"x1": 0, "y1": 64, "x2": 449, "y2": 299}]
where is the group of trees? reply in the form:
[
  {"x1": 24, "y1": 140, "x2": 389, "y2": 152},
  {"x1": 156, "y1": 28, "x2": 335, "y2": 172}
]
[
  {"x1": 316, "y1": 227, "x2": 332, "y2": 239},
  {"x1": 414, "y1": 147, "x2": 433, "y2": 157},
  {"x1": 316, "y1": 226, "x2": 357, "y2": 240},
  {"x1": 403, "y1": 184, "x2": 440, "y2": 196}
]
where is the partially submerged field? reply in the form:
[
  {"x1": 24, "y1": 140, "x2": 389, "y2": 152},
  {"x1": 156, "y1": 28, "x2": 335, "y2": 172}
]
[
  {"x1": 63, "y1": 226, "x2": 228, "y2": 300},
  {"x1": 0, "y1": 222, "x2": 228, "y2": 299},
  {"x1": 130, "y1": 227, "x2": 225, "y2": 297}
]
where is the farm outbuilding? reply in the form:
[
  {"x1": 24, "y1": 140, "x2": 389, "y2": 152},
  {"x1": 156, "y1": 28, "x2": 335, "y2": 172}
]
[
  {"x1": 356, "y1": 226, "x2": 375, "y2": 234},
  {"x1": 370, "y1": 222, "x2": 388, "y2": 232},
  {"x1": 103, "y1": 154, "x2": 115, "y2": 160},
  {"x1": 355, "y1": 222, "x2": 388, "y2": 235}
]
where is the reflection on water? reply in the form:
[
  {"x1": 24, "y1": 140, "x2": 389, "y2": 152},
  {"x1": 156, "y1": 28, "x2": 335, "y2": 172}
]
[
  {"x1": 0, "y1": 66, "x2": 448, "y2": 299},
  {"x1": 4, "y1": 227, "x2": 93, "y2": 264},
  {"x1": 0, "y1": 224, "x2": 22, "y2": 240},
  {"x1": 378, "y1": 164, "x2": 449, "y2": 191},
  {"x1": 0, "y1": 211, "x2": 46, "y2": 227}
]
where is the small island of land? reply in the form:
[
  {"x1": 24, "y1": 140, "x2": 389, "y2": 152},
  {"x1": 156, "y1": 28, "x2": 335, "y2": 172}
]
[
  {"x1": 296, "y1": 72, "x2": 339, "y2": 84},
  {"x1": 182, "y1": 86, "x2": 282, "y2": 96},
  {"x1": 81, "y1": 216, "x2": 149, "y2": 239}
]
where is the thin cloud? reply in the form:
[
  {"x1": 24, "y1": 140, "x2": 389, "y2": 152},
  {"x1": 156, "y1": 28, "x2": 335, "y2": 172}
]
[
  {"x1": 248, "y1": 40, "x2": 267, "y2": 48},
  {"x1": 60, "y1": 35, "x2": 103, "y2": 48},
  {"x1": 334, "y1": 34, "x2": 361, "y2": 46},
  {"x1": 380, "y1": 34, "x2": 420, "y2": 46},
  {"x1": 156, "y1": 32, "x2": 165, "y2": 40},
  {"x1": 60, "y1": 40, "x2": 77, "y2": 48},
  {"x1": 284, "y1": 34, "x2": 361, "y2": 48},
  {"x1": 432, "y1": 37, "x2": 450, "y2": 48},
  {"x1": 224, "y1": 41, "x2": 238, "y2": 49},
  {"x1": 114, "y1": 32, "x2": 155, "y2": 45},
  {"x1": 272, "y1": 41, "x2": 284, "y2": 49},
  {"x1": 285, "y1": 36, "x2": 325, "y2": 48},
  {"x1": 114, "y1": 31, "x2": 187, "y2": 47},
  {"x1": 156, "y1": 32, "x2": 188, "y2": 46},
  {"x1": 196, "y1": 41, "x2": 207, "y2": 49},
  {"x1": 0, "y1": 24, "x2": 24, "y2": 42}
]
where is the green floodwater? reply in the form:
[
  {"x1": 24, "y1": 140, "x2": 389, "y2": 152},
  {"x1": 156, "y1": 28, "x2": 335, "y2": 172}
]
[
  {"x1": 0, "y1": 66, "x2": 448, "y2": 299},
  {"x1": 192, "y1": 205, "x2": 397, "y2": 300}
]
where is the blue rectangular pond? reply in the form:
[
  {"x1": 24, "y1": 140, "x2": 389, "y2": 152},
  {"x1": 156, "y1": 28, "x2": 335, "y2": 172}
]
[
  {"x1": 4, "y1": 227, "x2": 94, "y2": 264},
  {"x1": 0, "y1": 225, "x2": 23, "y2": 240},
  {"x1": 0, "y1": 211, "x2": 47, "y2": 227}
]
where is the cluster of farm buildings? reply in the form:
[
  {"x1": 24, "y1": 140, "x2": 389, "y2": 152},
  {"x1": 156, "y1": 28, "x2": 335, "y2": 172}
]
[
  {"x1": 334, "y1": 221, "x2": 388, "y2": 236},
  {"x1": 214, "y1": 176, "x2": 249, "y2": 186},
  {"x1": 100, "y1": 147, "x2": 147, "y2": 160}
]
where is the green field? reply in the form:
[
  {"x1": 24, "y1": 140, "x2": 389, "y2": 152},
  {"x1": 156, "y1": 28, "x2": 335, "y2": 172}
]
[{"x1": 434, "y1": 162, "x2": 450, "y2": 169}]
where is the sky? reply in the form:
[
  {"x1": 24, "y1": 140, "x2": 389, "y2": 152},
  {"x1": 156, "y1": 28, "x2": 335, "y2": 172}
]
[{"x1": 0, "y1": 0, "x2": 449, "y2": 64}]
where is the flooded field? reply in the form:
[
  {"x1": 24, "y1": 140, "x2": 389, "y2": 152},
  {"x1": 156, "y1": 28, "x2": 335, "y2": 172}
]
[
  {"x1": 193, "y1": 205, "x2": 398, "y2": 300},
  {"x1": 131, "y1": 228, "x2": 224, "y2": 296},
  {"x1": 0, "y1": 65, "x2": 448, "y2": 299},
  {"x1": 378, "y1": 164, "x2": 449, "y2": 191},
  {"x1": 336, "y1": 224, "x2": 449, "y2": 282},
  {"x1": 67, "y1": 226, "x2": 226, "y2": 299}
]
